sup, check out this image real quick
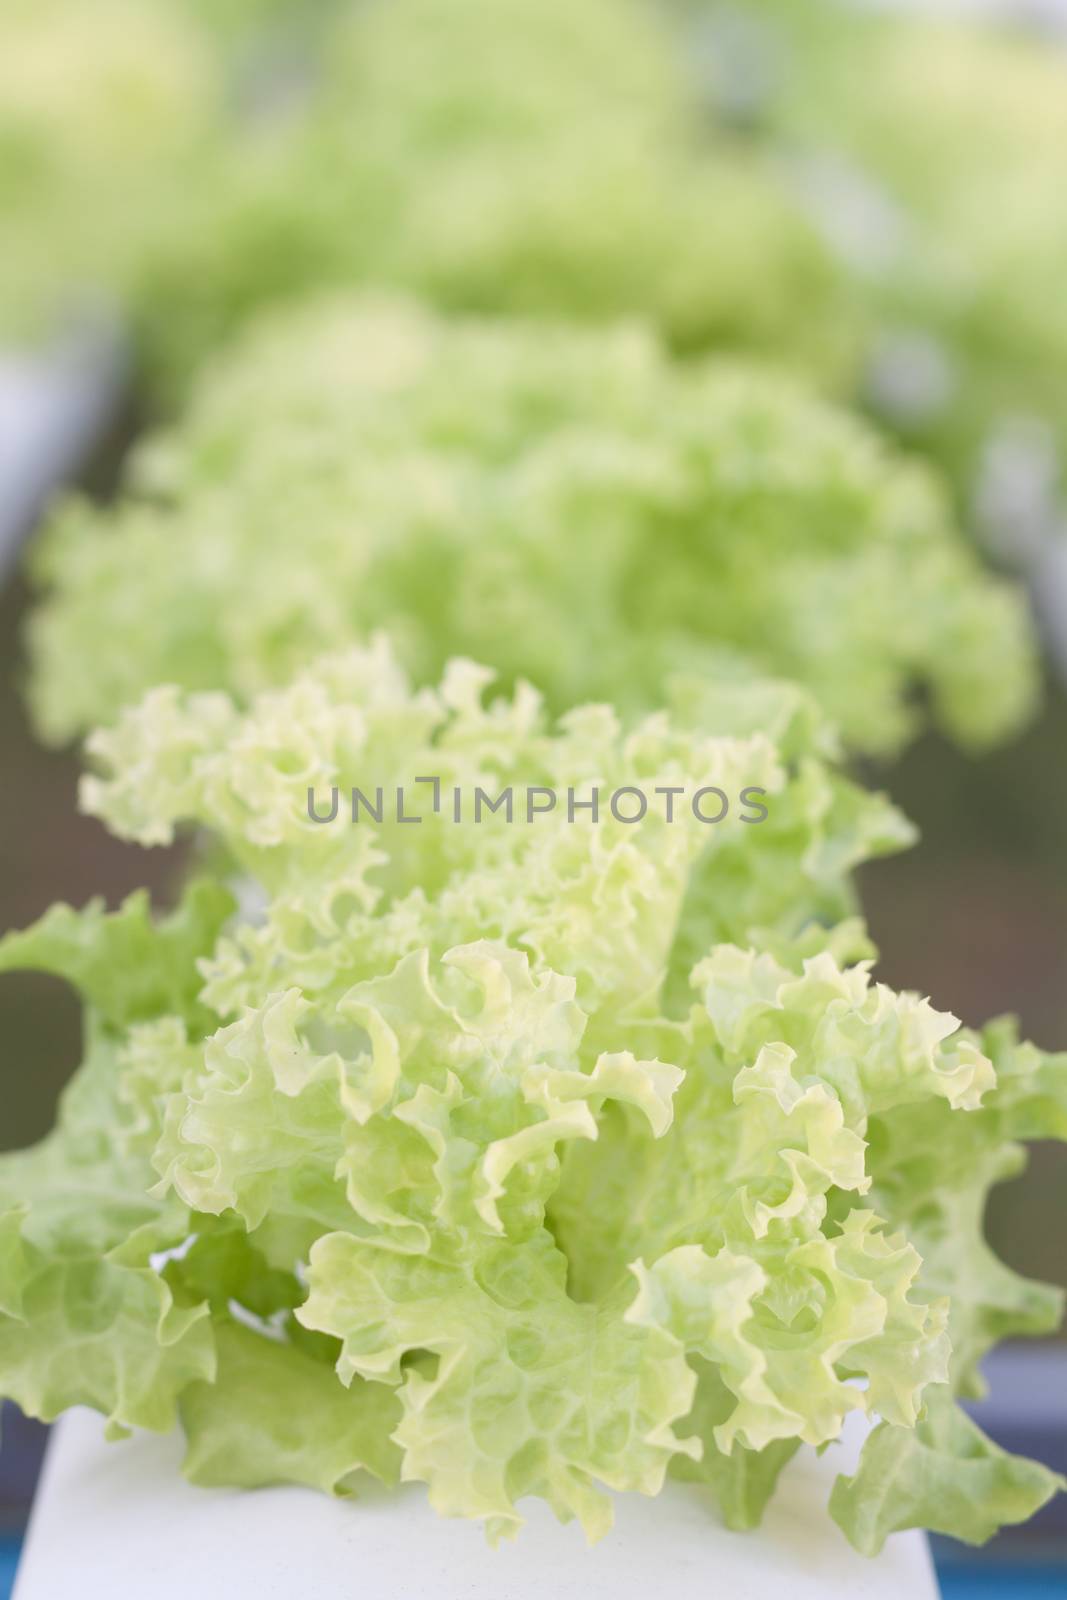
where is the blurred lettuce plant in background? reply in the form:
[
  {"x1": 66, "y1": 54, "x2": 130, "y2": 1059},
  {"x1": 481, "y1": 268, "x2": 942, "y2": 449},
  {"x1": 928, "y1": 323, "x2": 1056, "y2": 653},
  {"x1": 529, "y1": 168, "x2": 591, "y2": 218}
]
[
  {"x1": 1, "y1": 0, "x2": 856, "y2": 397},
  {"x1": 128, "y1": 0, "x2": 858, "y2": 393},
  {"x1": 0, "y1": 0, "x2": 222, "y2": 345},
  {"x1": 673, "y1": 0, "x2": 1067, "y2": 524},
  {"x1": 6, "y1": 0, "x2": 1066, "y2": 538},
  {"x1": 25, "y1": 298, "x2": 1038, "y2": 755}
]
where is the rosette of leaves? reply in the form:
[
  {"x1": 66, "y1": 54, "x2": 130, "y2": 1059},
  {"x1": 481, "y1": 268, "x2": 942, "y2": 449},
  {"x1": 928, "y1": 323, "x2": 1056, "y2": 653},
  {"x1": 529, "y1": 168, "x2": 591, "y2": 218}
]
[
  {"x1": 28, "y1": 298, "x2": 1037, "y2": 756},
  {"x1": 0, "y1": 645, "x2": 1062, "y2": 1548}
]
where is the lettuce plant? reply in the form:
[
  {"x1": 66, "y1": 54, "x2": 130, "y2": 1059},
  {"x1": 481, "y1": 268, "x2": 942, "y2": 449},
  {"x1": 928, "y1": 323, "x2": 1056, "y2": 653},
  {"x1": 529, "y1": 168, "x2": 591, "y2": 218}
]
[
  {"x1": 1, "y1": 0, "x2": 850, "y2": 387},
  {"x1": 0, "y1": 645, "x2": 1062, "y2": 1548},
  {"x1": 0, "y1": 0, "x2": 348, "y2": 353},
  {"x1": 809, "y1": 17, "x2": 1067, "y2": 508},
  {"x1": 119, "y1": 0, "x2": 856, "y2": 393},
  {"x1": 0, "y1": 0, "x2": 223, "y2": 344},
  {"x1": 678, "y1": 0, "x2": 1067, "y2": 506},
  {"x1": 27, "y1": 298, "x2": 1037, "y2": 755}
]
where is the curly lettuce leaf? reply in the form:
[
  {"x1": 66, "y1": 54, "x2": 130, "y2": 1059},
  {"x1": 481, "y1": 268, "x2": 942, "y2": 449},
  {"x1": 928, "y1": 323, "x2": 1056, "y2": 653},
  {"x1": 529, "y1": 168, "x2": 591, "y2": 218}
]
[
  {"x1": 299, "y1": 1232, "x2": 696, "y2": 1542},
  {"x1": 0, "y1": 883, "x2": 232, "y2": 1431},
  {"x1": 830, "y1": 1384, "x2": 1063, "y2": 1555},
  {"x1": 179, "y1": 1317, "x2": 403, "y2": 1494},
  {"x1": 0, "y1": 880, "x2": 232, "y2": 1033},
  {"x1": 860, "y1": 1014, "x2": 1067, "y2": 1398},
  {"x1": 667, "y1": 1360, "x2": 800, "y2": 1531},
  {"x1": 78, "y1": 646, "x2": 910, "y2": 1031},
  {"x1": 0, "y1": 1073, "x2": 207, "y2": 1439}
]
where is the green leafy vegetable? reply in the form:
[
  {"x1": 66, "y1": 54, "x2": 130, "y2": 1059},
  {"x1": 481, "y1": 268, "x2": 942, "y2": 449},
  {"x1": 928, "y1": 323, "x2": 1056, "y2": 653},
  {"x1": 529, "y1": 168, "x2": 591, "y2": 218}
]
[
  {"x1": 1, "y1": 646, "x2": 1061, "y2": 1546},
  {"x1": 128, "y1": 0, "x2": 852, "y2": 392},
  {"x1": 676, "y1": 0, "x2": 1067, "y2": 502},
  {"x1": 28, "y1": 298, "x2": 1037, "y2": 754},
  {"x1": 0, "y1": 0, "x2": 223, "y2": 343},
  {"x1": 2, "y1": 0, "x2": 854, "y2": 389}
]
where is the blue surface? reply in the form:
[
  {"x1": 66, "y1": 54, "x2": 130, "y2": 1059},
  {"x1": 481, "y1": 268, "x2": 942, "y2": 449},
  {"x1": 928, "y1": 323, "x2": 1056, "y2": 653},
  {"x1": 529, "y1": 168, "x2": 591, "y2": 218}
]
[
  {"x1": 937, "y1": 1568, "x2": 1067, "y2": 1598},
  {"x1": 0, "y1": 1535, "x2": 19, "y2": 1600}
]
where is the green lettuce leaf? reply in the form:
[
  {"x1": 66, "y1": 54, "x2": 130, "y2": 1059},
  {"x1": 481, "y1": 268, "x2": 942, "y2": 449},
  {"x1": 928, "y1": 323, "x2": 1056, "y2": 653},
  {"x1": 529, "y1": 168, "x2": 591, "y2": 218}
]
[
  {"x1": 0, "y1": 881, "x2": 232, "y2": 1431},
  {"x1": 0, "y1": 880, "x2": 232, "y2": 1033},
  {"x1": 830, "y1": 1385, "x2": 1063, "y2": 1555},
  {"x1": 179, "y1": 1317, "x2": 403, "y2": 1494}
]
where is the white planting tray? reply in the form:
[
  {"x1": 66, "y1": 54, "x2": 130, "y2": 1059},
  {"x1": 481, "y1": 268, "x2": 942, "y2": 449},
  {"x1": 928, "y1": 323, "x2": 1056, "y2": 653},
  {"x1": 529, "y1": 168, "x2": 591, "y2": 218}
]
[{"x1": 13, "y1": 1408, "x2": 939, "y2": 1599}]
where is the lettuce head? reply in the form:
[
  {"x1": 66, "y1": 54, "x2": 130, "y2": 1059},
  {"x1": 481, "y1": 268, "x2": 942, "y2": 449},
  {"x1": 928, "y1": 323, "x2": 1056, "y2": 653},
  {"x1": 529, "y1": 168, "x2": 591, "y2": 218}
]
[
  {"x1": 0, "y1": 0, "x2": 223, "y2": 343},
  {"x1": 675, "y1": 0, "x2": 1067, "y2": 505},
  {"x1": 27, "y1": 298, "x2": 1037, "y2": 756},
  {"x1": 122, "y1": 0, "x2": 855, "y2": 393},
  {"x1": 1, "y1": 644, "x2": 1061, "y2": 1549}
]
